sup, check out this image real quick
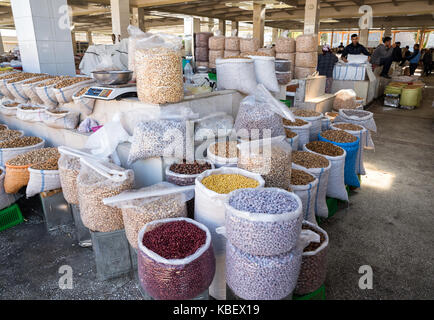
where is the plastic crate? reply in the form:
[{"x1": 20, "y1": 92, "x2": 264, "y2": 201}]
[
  {"x1": 208, "y1": 72, "x2": 217, "y2": 82},
  {"x1": 317, "y1": 197, "x2": 338, "y2": 224},
  {"x1": 293, "y1": 284, "x2": 326, "y2": 300},
  {"x1": 0, "y1": 203, "x2": 23, "y2": 232},
  {"x1": 280, "y1": 99, "x2": 292, "y2": 108}
]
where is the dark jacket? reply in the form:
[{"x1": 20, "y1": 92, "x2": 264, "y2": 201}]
[
  {"x1": 371, "y1": 44, "x2": 393, "y2": 65},
  {"x1": 423, "y1": 52, "x2": 432, "y2": 64},
  {"x1": 341, "y1": 43, "x2": 371, "y2": 58},
  {"x1": 392, "y1": 46, "x2": 402, "y2": 62},
  {"x1": 317, "y1": 52, "x2": 338, "y2": 78}
]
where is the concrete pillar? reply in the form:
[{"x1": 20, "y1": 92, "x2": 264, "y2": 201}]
[
  {"x1": 219, "y1": 19, "x2": 226, "y2": 36},
  {"x1": 304, "y1": 0, "x2": 320, "y2": 35},
  {"x1": 10, "y1": 0, "x2": 76, "y2": 75},
  {"x1": 0, "y1": 32, "x2": 4, "y2": 53},
  {"x1": 384, "y1": 26, "x2": 392, "y2": 38},
  {"x1": 208, "y1": 18, "x2": 215, "y2": 32},
  {"x1": 359, "y1": 28, "x2": 369, "y2": 46},
  {"x1": 132, "y1": 7, "x2": 146, "y2": 32},
  {"x1": 253, "y1": 2, "x2": 266, "y2": 47},
  {"x1": 110, "y1": 0, "x2": 130, "y2": 43},
  {"x1": 185, "y1": 17, "x2": 201, "y2": 57},
  {"x1": 231, "y1": 21, "x2": 239, "y2": 34},
  {"x1": 86, "y1": 31, "x2": 93, "y2": 45},
  {"x1": 272, "y1": 28, "x2": 278, "y2": 43},
  {"x1": 71, "y1": 32, "x2": 76, "y2": 55}
]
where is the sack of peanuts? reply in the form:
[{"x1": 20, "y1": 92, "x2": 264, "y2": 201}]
[
  {"x1": 35, "y1": 78, "x2": 63, "y2": 108},
  {"x1": 42, "y1": 109, "x2": 80, "y2": 130},
  {"x1": 0, "y1": 136, "x2": 45, "y2": 167},
  {"x1": 303, "y1": 141, "x2": 348, "y2": 202},
  {"x1": 292, "y1": 109, "x2": 324, "y2": 142},
  {"x1": 0, "y1": 100, "x2": 20, "y2": 116},
  {"x1": 103, "y1": 182, "x2": 194, "y2": 249},
  {"x1": 72, "y1": 86, "x2": 96, "y2": 116},
  {"x1": 1, "y1": 73, "x2": 40, "y2": 100},
  {"x1": 26, "y1": 158, "x2": 61, "y2": 198},
  {"x1": 209, "y1": 30, "x2": 225, "y2": 50},
  {"x1": 53, "y1": 77, "x2": 95, "y2": 104},
  {"x1": 127, "y1": 25, "x2": 151, "y2": 81},
  {"x1": 4, "y1": 147, "x2": 59, "y2": 194},
  {"x1": 276, "y1": 31, "x2": 296, "y2": 53},
  {"x1": 290, "y1": 167, "x2": 318, "y2": 223},
  {"x1": 195, "y1": 167, "x2": 265, "y2": 300},
  {"x1": 216, "y1": 57, "x2": 257, "y2": 95},
  {"x1": 292, "y1": 151, "x2": 331, "y2": 218},
  {"x1": 225, "y1": 29, "x2": 240, "y2": 51},
  {"x1": 7, "y1": 75, "x2": 46, "y2": 104},
  {"x1": 283, "y1": 118, "x2": 312, "y2": 150},
  {"x1": 77, "y1": 158, "x2": 134, "y2": 232},
  {"x1": 0, "y1": 166, "x2": 18, "y2": 210},
  {"x1": 335, "y1": 109, "x2": 376, "y2": 150},
  {"x1": 237, "y1": 136, "x2": 292, "y2": 189},
  {"x1": 285, "y1": 128, "x2": 299, "y2": 151},
  {"x1": 21, "y1": 76, "x2": 53, "y2": 105},
  {"x1": 295, "y1": 221, "x2": 329, "y2": 295},
  {"x1": 0, "y1": 129, "x2": 24, "y2": 143},
  {"x1": 137, "y1": 217, "x2": 215, "y2": 300},
  {"x1": 333, "y1": 89, "x2": 357, "y2": 111},
  {"x1": 135, "y1": 34, "x2": 184, "y2": 105},
  {"x1": 234, "y1": 84, "x2": 296, "y2": 140},
  {"x1": 16, "y1": 104, "x2": 46, "y2": 122},
  {"x1": 247, "y1": 55, "x2": 279, "y2": 92}
]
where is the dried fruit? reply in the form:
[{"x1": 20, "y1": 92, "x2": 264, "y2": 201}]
[
  {"x1": 290, "y1": 169, "x2": 315, "y2": 185},
  {"x1": 283, "y1": 118, "x2": 308, "y2": 127},
  {"x1": 320, "y1": 130, "x2": 357, "y2": 143},
  {"x1": 292, "y1": 151, "x2": 329, "y2": 169},
  {"x1": 7, "y1": 148, "x2": 59, "y2": 166},
  {"x1": 305, "y1": 141, "x2": 344, "y2": 157},
  {"x1": 333, "y1": 123, "x2": 363, "y2": 131},
  {"x1": 0, "y1": 136, "x2": 42, "y2": 149}
]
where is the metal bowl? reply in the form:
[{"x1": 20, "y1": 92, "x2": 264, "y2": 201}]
[{"x1": 91, "y1": 70, "x2": 133, "y2": 85}]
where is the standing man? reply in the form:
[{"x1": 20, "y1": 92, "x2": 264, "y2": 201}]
[
  {"x1": 392, "y1": 42, "x2": 402, "y2": 63},
  {"x1": 337, "y1": 42, "x2": 345, "y2": 54},
  {"x1": 370, "y1": 36, "x2": 396, "y2": 78},
  {"x1": 403, "y1": 44, "x2": 421, "y2": 75},
  {"x1": 422, "y1": 48, "x2": 432, "y2": 76},
  {"x1": 317, "y1": 44, "x2": 338, "y2": 93},
  {"x1": 341, "y1": 34, "x2": 371, "y2": 62}
]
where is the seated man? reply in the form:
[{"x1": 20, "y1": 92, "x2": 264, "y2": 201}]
[
  {"x1": 371, "y1": 36, "x2": 395, "y2": 78},
  {"x1": 341, "y1": 34, "x2": 371, "y2": 62}
]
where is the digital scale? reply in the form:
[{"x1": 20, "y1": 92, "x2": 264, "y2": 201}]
[{"x1": 83, "y1": 83, "x2": 137, "y2": 100}]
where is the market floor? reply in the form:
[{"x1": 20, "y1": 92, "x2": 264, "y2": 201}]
[{"x1": 1, "y1": 77, "x2": 433, "y2": 300}]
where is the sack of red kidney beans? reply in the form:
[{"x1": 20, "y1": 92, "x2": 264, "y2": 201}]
[{"x1": 137, "y1": 218, "x2": 216, "y2": 300}]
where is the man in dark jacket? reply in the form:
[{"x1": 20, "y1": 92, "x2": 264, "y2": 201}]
[
  {"x1": 392, "y1": 42, "x2": 402, "y2": 62},
  {"x1": 337, "y1": 43, "x2": 345, "y2": 54},
  {"x1": 317, "y1": 44, "x2": 338, "y2": 93},
  {"x1": 341, "y1": 34, "x2": 371, "y2": 62},
  {"x1": 423, "y1": 48, "x2": 432, "y2": 76},
  {"x1": 403, "y1": 44, "x2": 421, "y2": 75}
]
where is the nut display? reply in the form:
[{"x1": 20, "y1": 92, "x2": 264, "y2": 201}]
[
  {"x1": 292, "y1": 109, "x2": 321, "y2": 117},
  {"x1": 285, "y1": 129, "x2": 297, "y2": 138},
  {"x1": 0, "y1": 136, "x2": 43, "y2": 149},
  {"x1": 30, "y1": 157, "x2": 59, "y2": 170},
  {"x1": 3, "y1": 102, "x2": 19, "y2": 108},
  {"x1": 6, "y1": 73, "x2": 40, "y2": 83},
  {"x1": 334, "y1": 123, "x2": 363, "y2": 131},
  {"x1": 135, "y1": 47, "x2": 183, "y2": 104},
  {"x1": 0, "y1": 130, "x2": 23, "y2": 142},
  {"x1": 22, "y1": 75, "x2": 53, "y2": 84},
  {"x1": 320, "y1": 130, "x2": 357, "y2": 143},
  {"x1": 290, "y1": 169, "x2": 316, "y2": 185},
  {"x1": 292, "y1": 151, "x2": 329, "y2": 169},
  {"x1": 36, "y1": 77, "x2": 65, "y2": 87},
  {"x1": 19, "y1": 106, "x2": 43, "y2": 111},
  {"x1": 201, "y1": 174, "x2": 259, "y2": 194},
  {"x1": 283, "y1": 118, "x2": 308, "y2": 127},
  {"x1": 209, "y1": 141, "x2": 238, "y2": 159},
  {"x1": 7, "y1": 148, "x2": 59, "y2": 166},
  {"x1": 54, "y1": 77, "x2": 92, "y2": 89},
  {"x1": 305, "y1": 141, "x2": 344, "y2": 157}
]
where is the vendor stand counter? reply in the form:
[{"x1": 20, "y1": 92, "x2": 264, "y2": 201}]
[{"x1": 0, "y1": 89, "x2": 243, "y2": 188}]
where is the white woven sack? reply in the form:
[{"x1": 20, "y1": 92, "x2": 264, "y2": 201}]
[
  {"x1": 295, "y1": 113, "x2": 323, "y2": 142},
  {"x1": 335, "y1": 109, "x2": 376, "y2": 150},
  {"x1": 7, "y1": 78, "x2": 34, "y2": 103},
  {"x1": 72, "y1": 89, "x2": 96, "y2": 116},
  {"x1": 22, "y1": 79, "x2": 49, "y2": 105},
  {"x1": 0, "y1": 138, "x2": 45, "y2": 166},
  {"x1": 303, "y1": 144, "x2": 348, "y2": 201},
  {"x1": 322, "y1": 118, "x2": 331, "y2": 131},
  {"x1": 42, "y1": 109, "x2": 80, "y2": 129},
  {"x1": 0, "y1": 166, "x2": 17, "y2": 210},
  {"x1": 286, "y1": 132, "x2": 299, "y2": 151},
  {"x1": 54, "y1": 79, "x2": 95, "y2": 104},
  {"x1": 292, "y1": 160, "x2": 331, "y2": 218},
  {"x1": 35, "y1": 83, "x2": 59, "y2": 108},
  {"x1": 194, "y1": 167, "x2": 265, "y2": 300},
  {"x1": 0, "y1": 78, "x2": 16, "y2": 100},
  {"x1": 0, "y1": 101, "x2": 19, "y2": 116},
  {"x1": 289, "y1": 165, "x2": 318, "y2": 224},
  {"x1": 26, "y1": 168, "x2": 61, "y2": 198},
  {"x1": 216, "y1": 58, "x2": 257, "y2": 95},
  {"x1": 248, "y1": 55, "x2": 279, "y2": 93},
  {"x1": 16, "y1": 105, "x2": 46, "y2": 122},
  {"x1": 284, "y1": 122, "x2": 311, "y2": 150}
]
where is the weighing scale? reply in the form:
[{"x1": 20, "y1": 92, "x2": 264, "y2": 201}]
[{"x1": 83, "y1": 83, "x2": 137, "y2": 100}]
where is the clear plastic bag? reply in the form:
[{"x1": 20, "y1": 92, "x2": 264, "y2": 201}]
[
  {"x1": 216, "y1": 57, "x2": 257, "y2": 95},
  {"x1": 127, "y1": 25, "x2": 151, "y2": 80},
  {"x1": 58, "y1": 151, "x2": 80, "y2": 204},
  {"x1": 53, "y1": 79, "x2": 95, "y2": 104},
  {"x1": 194, "y1": 112, "x2": 233, "y2": 141},
  {"x1": 333, "y1": 89, "x2": 357, "y2": 111}
]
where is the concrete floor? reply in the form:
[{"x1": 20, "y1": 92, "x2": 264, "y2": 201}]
[{"x1": 0, "y1": 76, "x2": 433, "y2": 300}]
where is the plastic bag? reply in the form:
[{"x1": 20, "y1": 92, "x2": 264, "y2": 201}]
[
  {"x1": 333, "y1": 89, "x2": 357, "y2": 111},
  {"x1": 58, "y1": 150, "x2": 80, "y2": 204},
  {"x1": 248, "y1": 55, "x2": 279, "y2": 92},
  {"x1": 194, "y1": 167, "x2": 265, "y2": 300},
  {"x1": 224, "y1": 187, "x2": 302, "y2": 256},
  {"x1": 42, "y1": 109, "x2": 80, "y2": 129},
  {"x1": 237, "y1": 136, "x2": 292, "y2": 189},
  {"x1": 78, "y1": 118, "x2": 99, "y2": 133},
  {"x1": 296, "y1": 34, "x2": 318, "y2": 52},
  {"x1": 103, "y1": 182, "x2": 194, "y2": 249},
  {"x1": 137, "y1": 217, "x2": 215, "y2": 300},
  {"x1": 93, "y1": 52, "x2": 121, "y2": 72},
  {"x1": 16, "y1": 105, "x2": 46, "y2": 122},
  {"x1": 290, "y1": 167, "x2": 318, "y2": 223},
  {"x1": 234, "y1": 84, "x2": 295, "y2": 140},
  {"x1": 127, "y1": 25, "x2": 151, "y2": 80},
  {"x1": 216, "y1": 57, "x2": 257, "y2": 95},
  {"x1": 26, "y1": 167, "x2": 61, "y2": 198},
  {"x1": 194, "y1": 112, "x2": 233, "y2": 141},
  {"x1": 276, "y1": 31, "x2": 296, "y2": 53},
  {"x1": 209, "y1": 30, "x2": 225, "y2": 50},
  {"x1": 295, "y1": 52, "x2": 318, "y2": 68},
  {"x1": 77, "y1": 158, "x2": 134, "y2": 232}
]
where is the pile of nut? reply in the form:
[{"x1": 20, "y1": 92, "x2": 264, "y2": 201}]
[
  {"x1": 22, "y1": 75, "x2": 52, "y2": 84},
  {"x1": 292, "y1": 151, "x2": 329, "y2": 169},
  {"x1": 36, "y1": 77, "x2": 65, "y2": 87},
  {"x1": 47, "y1": 110, "x2": 68, "y2": 115},
  {"x1": 320, "y1": 130, "x2": 357, "y2": 143},
  {"x1": 6, "y1": 73, "x2": 40, "y2": 83},
  {"x1": 334, "y1": 123, "x2": 363, "y2": 131},
  {"x1": 209, "y1": 141, "x2": 238, "y2": 159},
  {"x1": 292, "y1": 109, "x2": 321, "y2": 117},
  {"x1": 0, "y1": 73, "x2": 23, "y2": 80},
  {"x1": 283, "y1": 118, "x2": 308, "y2": 127},
  {"x1": 285, "y1": 129, "x2": 297, "y2": 138},
  {"x1": 0, "y1": 130, "x2": 22, "y2": 142},
  {"x1": 167, "y1": 161, "x2": 212, "y2": 186},
  {"x1": 58, "y1": 154, "x2": 80, "y2": 204},
  {"x1": 19, "y1": 106, "x2": 43, "y2": 111},
  {"x1": 7, "y1": 148, "x2": 59, "y2": 166},
  {"x1": 54, "y1": 77, "x2": 92, "y2": 89},
  {"x1": 290, "y1": 169, "x2": 316, "y2": 185},
  {"x1": 341, "y1": 109, "x2": 370, "y2": 118},
  {"x1": 0, "y1": 136, "x2": 42, "y2": 149},
  {"x1": 3, "y1": 102, "x2": 19, "y2": 108},
  {"x1": 30, "y1": 157, "x2": 59, "y2": 170},
  {"x1": 306, "y1": 141, "x2": 344, "y2": 157},
  {"x1": 0, "y1": 124, "x2": 7, "y2": 130}
]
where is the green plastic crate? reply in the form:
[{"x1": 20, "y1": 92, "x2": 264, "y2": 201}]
[
  {"x1": 317, "y1": 198, "x2": 338, "y2": 224},
  {"x1": 208, "y1": 72, "x2": 217, "y2": 82},
  {"x1": 280, "y1": 99, "x2": 292, "y2": 108},
  {"x1": 293, "y1": 284, "x2": 326, "y2": 300},
  {"x1": 0, "y1": 203, "x2": 23, "y2": 232}
]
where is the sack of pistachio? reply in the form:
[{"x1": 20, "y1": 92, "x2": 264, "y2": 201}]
[{"x1": 53, "y1": 77, "x2": 94, "y2": 104}]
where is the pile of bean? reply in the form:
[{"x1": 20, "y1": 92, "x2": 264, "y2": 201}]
[
  {"x1": 122, "y1": 190, "x2": 188, "y2": 249},
  {"x1": 226, "y1": 241, "x2": 301, "y2": 300},
  {"x1": 169, "y1": 160, "x2": 212, "y2": 175},
  {"x1": 209, "y1": 141, "x2": 238, "y2": 159},
  {"x1": 20, "y1": 106, "x2": 43, "y2": 111},
  {"x1": 302, "y1": 224, "x2": 326, "y2": 252},
  {"x1": 290, "y1": 169, "x2": 315, "y2": 185},
  {"x1": 283, "y1": 118, "x2": 308, "y2": 127},
  {"x1": 292, "y1": 109, "x2": 321, "y2": 117},
  {"x1": 320, "y1": 130, "x2": 357, "y2": 143},
  {"x1": 54, "y1": 77, "x2": 92, "y2": 89},
  {"x1": 5, "y1": 73, "x2": 39, "y2": 83},
  {"x1": 58, "y1": 154, "x2": 80, "y2": 204},
  {"x1": 292, "y1": 151, "x2": 329, "y2": 169},
  {"x1": 23, "y1": 75, "x2": 52, "y2": 84},
  {"x1": 7, "y1": 148, "x2": 59, "y2": 166},
  {"x1": 0, "y1": 136, "x2": 42, "y2": 149},
  {"x1": 3, "y1": 102, "x2": 19, "y2": 108},
  {"x1": 36, "y1": 77, "x2": 65, "y2": 87},
  {"x1": 285, "y1": 129, "x2": 297, "y2": 138},
  {"x1": 0, "y1": 130, "x2": 22, "y2": 142},
  {"x1": 201, "y1": 174, "x2": 259, "y2": 194},
  {"x1": 238, "y1": 144, "x2": 291, "y2": 189},
  {"x1": 306, "y1": 141, "x2": 344, "y2": 157},
  {"x1": 334, "y1": 123, "x2": 363, "y2": 131},
  {"x1": 342, "y1": 110, "x2": 369, "y2": 118},
  {"x1": 30, "y1": 157, "x2": 59, "y2": 170}
]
